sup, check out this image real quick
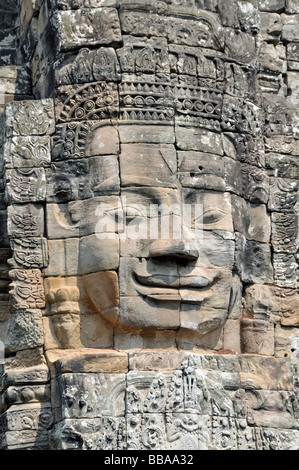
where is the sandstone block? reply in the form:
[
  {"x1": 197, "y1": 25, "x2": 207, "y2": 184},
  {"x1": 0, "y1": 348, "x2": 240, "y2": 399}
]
[
  {"x1": 259, "y1": 0, "x2": 285, "y2": 12},
  {"x1": 51, "y1": 373, "x2": 126, "y2": 422},
  {"x1": 55, "y1": 47, "x2": 121, "y2": 86},
  {"x1": 2, "y1": 365, "x2": 50, "y2": 388},
  {"x1": 46, "y1": 196, "x2": 120, "y2": 239},
  {"x1": 8, "y1": 238, "x2": 48, "y2": 269},
  {"x1": 9, "y1": 269, "x2": 45, "y2": 310},
  {"x1": 235, "y1": 234, "x2": 274, "y2": 284},
  {"x1": 7, "y1": 204, "x2": 44, "y2": 239},
  {"x1": 223, "y1": 320, "x2": 241, "y2": 353},
  {"x1": 241, "y1": 318, "x2": 275, "y2": 355},
  {"x1": 179, "y1": 152, "x2": 226, "y2": 191},
  {"x1": 5, "y1": 310, "x2": 44, "y2": 354},
  {"x1": 231, "y1": 195, "x2": 271, "y2": 243},
  {"x1": 239, "y1": 355, "x2": 294, "y2": 391},
  {"x1": 120, "y1": 143, "x2": 177, "y2": 188},
  {"x1": 286, "y1": 0, "x2": 299, "y2": 13},
  {"x1": 52, "y1": 120, "x2": 119, "y2": 161},
  {"x1": 224, "y1": 158, "x2": 269, "y2": 204},
  {"x1": 46, "y1": 155, "x2": 120, "y2": 203},
  {"x1": 1, "y1": 429, "x2": 50, "y2": 450},
  {"x1": 3, "y1": 99, "x2": 55, "y2": 137},
  {"x1": 273, "y1": 252, "x2": 298, "y2": 288},
  {"x1": 1, "y1": 136, "x2": 51, "y2": 170},
  {"x1": 176, "y1": 126, "x2": 223, "y2": 155},
  {"x1": 118, "y1": 124, "x2": 175, "y2": 144},
  {"x1": 287, "y1": 42, "x2": 299, "y2": 61},
  {"x1": 5, "y1": 168, "x2": 46, "y2": 204},
  {"x1": 45, "y1": 234, "x2": 119, "y2": 276},
  {"x1": 282, "y1": 25, "x2": 299, "y2": 42},
  {"x1": 275, "y1": 323, "x2": 299, "y2": 360},
  {"x1": 56, "y1": 7, "x2": 122, "y2": 51}
]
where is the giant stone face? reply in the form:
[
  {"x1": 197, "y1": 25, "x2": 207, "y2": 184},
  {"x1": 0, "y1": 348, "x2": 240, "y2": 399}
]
[
  {"x1": 1, "y1": 0, "x2": 299, "y2": 452},
  {"x1": 41, "y1": 0, "x2": 274, "y2": 352}
]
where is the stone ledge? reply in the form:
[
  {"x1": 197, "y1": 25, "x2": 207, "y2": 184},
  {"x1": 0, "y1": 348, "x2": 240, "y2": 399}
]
[{"x1": 46, "y1": 348, "x2": 129, "y2": 377}]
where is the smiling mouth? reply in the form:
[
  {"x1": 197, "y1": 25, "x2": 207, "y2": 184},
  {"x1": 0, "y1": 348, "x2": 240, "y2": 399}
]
[{"x1": 132, "y1": 270, "x2": 220, "y2": 303}]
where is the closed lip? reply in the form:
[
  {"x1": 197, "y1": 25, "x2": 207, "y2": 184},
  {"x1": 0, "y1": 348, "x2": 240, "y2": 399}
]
[
  {"x1": 132, "y1": 270, "x2": 220, "y2": 302},
  {"x1": 134, "y1": 273, "x2": 212, "y2": 289}
]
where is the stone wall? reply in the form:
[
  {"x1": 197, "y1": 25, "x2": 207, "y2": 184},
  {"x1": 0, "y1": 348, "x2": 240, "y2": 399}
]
[
  {"x1": 0, "y1": 0, "x2": 298, "y2": 450},
  {"x1": 0, "y1": 0, "x2": 32, "y2": 114}
]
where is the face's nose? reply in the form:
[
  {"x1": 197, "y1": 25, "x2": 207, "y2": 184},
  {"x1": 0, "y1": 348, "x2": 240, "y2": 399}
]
[
  {"x1": 149, "y1": 239, "x2": 199, "y2": 262},
  {"x1": 148, "y1": 211, "x2": 200, "y2": 262}
]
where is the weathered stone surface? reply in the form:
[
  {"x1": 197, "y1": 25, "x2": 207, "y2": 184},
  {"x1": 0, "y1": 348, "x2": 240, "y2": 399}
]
[
  {"x1": 3, "y1": 347, "x2": 46, "y2": 372},
  {"x1": 55, "y1": 82, "x2": 119, "y2": 123},
  {"x1": 282, "y1": 21, "x2": 299, "y2": 43},
  {"x1": 120, "y1": 144, "x2": 177, "y2": 188},
  {"x1": 45, "y1": 235, "x2": 119, "y2": 276},
  {"x1": 44, "y1": 271, "x2": 119, "y2": 316},
  {"x1": 231, "y1": 195, "x2": 271, "y2": 243},
  {"x1": 56, "y1": 47, "x2": 121, "y2": 86},
  {"x1": 183, "y1": 189, "x2": 234, "y2": 232},
  {"x1": 5, "y1": 310, "x2": 44, "y2": 353},
  {"x1": 128, "y1": 351, "x2": 189, "y2": 372},
  {"x1": 8, "y1": 238, "x2": 48, "y2": 269},
  {"x1": 44, "y1": 312, "x2": 114, "y2": 350},
  {"x1": 275, "y1": 324, "x2": 299, "y2": 359},
  {"x1": 51, "y1": 373, "x2": 126, "y2": 422},
  {"x1": 7, "y1": 204, "x2": 44, "y2": 239},
  {"x1": 46, "y1": 196, "x2": 120, "y2": 239},
  {"x1": 271, "y1": 211, "x2": 298, "y2": 253},
  {"x1": 1, "y1": 136, "x2": 51, "y2": 170},
  {"x1": 223, "y1": 320, "x2": 241, "y2": 353},
  {"x1": 241, "y1": 318, "x2": 275, "y2": 355},
  {"x1": 56, "y1": 8, "x2": 122, "y2": 51},
  {"x1": 119, "y1": 256, "x2": 232, "y2": 336},
  {"x1": 224, "y1": 158, "x2": 269, "y2": 204},
  {"x1": 5, "y1": 168, "x2": 46, "y2": 204},
  {"x1": 0, "y1": 428, "x2": 50, "y2": 450},
  {"x1": 3, "y1": 99, "x2": 55, "y2": 137},
  {"x1": 178, "y1": 151, "x2": 226, "y2": 191},
  {"x1": 176, "y1": 126, "x2": 223, "y2": 155},
  {"x1": 2, "y1": 364, "x2": 50, "y2": 388},
  {"x1": 273, "y1": 252, "x2": 298, "y2": 288},
  {"x1": 52, "y1": 120, "x2": 119, "y2": 160},
  {"x1": 0, "y1": 0, "x2": 299, "y2": 452},
  {"x1": 243, "y1": 284, "x2": 281, "y2": 323},
  {"x1": 260, "y1": 12, "x2": 282, "y2": 43},
  {"x1": 46, "y1": 155, "x2": 120, "y2": 202},
  {"x1": 239, "y1": 355, "x2": 294, "y2": 391},
  {"x1": 55, "y1": 0, "x2": 119, "y2": 9},
  {"x1": 43, "y1": 272, "x2": 118, "y2": 349},
  {"x1": 1, "y1": 404, "x2": 53, "y2": 433},
  {"x1": 286, "y1": 0, "x2": 299, "y2": 13},
  {"x1": 268, "y1": 177, "x2": 298, "y2": 212},
  {"x1": 9, "y1": 269, "x2": 45, "y2": 310},
  {"x1": 2, "y1": 384, "x2": 51, "y2": 410},
  {"x1": 259, "y1": 0, "x2": 285, "y2": 12},
  {"x1": 118, "y1": 124, "x2": 175, "y2": 144},
  {"x1": 46, "y1": 349, "x2": 128, "y2": 378},
  {"x1": 235, "y1": 234, "x2": 274, "y2": 284}
]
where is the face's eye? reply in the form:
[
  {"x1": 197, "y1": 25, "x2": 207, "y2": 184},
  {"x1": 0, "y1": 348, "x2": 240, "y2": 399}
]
[
  {"x1": 195, "y1": 208, "x2": 227, "y2": 227},
  {"x1": 105, "y1": 206, "x2": 146, "y2": 226},
  {"x1": 124, "y1": 206, "x2": 147, "y2": 225}
]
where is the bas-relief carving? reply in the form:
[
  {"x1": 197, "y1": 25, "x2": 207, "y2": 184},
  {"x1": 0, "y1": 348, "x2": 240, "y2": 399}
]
[
  {"x1": 0, "y1": 0, "x2": 298, "y2": 452},
  {"x1": 48, "y1": 355, "x2": 299, "y2": 450}
]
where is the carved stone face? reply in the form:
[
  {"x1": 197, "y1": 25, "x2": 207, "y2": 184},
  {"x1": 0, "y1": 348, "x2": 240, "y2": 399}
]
[{"x1": 41, "y1": 0, "x2": 285, "y2": 353}]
